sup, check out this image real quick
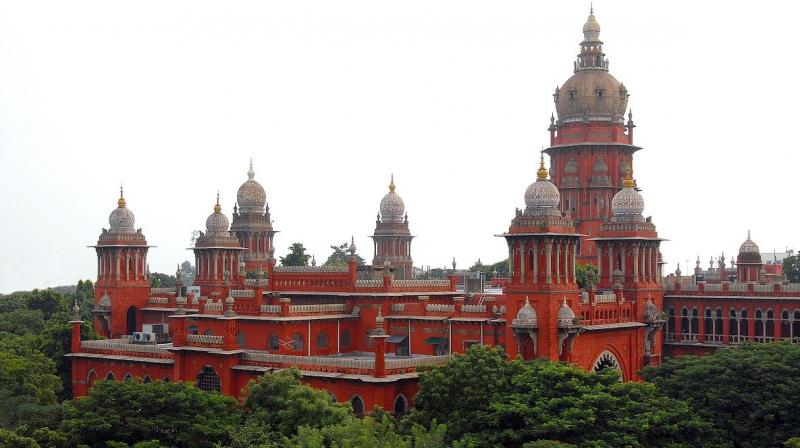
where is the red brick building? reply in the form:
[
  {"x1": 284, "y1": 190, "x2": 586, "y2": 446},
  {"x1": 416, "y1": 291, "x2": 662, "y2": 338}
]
[{"x1": 69, "y1": 10, "x2": 667, "y2": 414}]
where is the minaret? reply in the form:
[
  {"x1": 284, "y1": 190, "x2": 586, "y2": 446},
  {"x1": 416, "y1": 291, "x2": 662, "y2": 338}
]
[
  {"x1": 499, "y1": 152, "x2": 582, "y2": 362},
  {"x1": 546, "y1": 8, "x2": 639, "y2": 263},
  {"x1": 91, "y1": 186, "x2": 151, "y2": 338},
  {"x1": 371, "y1": 175, "x2": 414, "y2": 280},
  {"x1": 230, "y1": 160, "x2": 277, "y2": 273},
  {"x1": 193, "y1": 194, "x2": 247, "y2": 297},
  {"x1": 736, "y1": 231, "x2": 763, "y2": 283}
]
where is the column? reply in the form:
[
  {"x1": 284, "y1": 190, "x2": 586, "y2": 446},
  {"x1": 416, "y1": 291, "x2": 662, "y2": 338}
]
[
  {"x1": 722, "y1": 306, "x2": 730, "y2": 344},
  {"x1": 115, "y1": 251, "x2": 120, "y2": 281},
  {"x1": 555, "y1": 242, "x2": 562, "y2": 284},
  {"x1": 532, "y1": 241, "x2": 539, "y2": 283},
  {"x1": 607, "y1": 245, "x2": 614, "y2": 284},
  {"x1": 545, "y1": 240, "x2": 553, "y2": 284},
  {"x1": 571, "y1": 242, "x2": 577, "y2": 283},
  {"x1": 596, "y1": 242, "x2": 603, "y2": 280},
  {"x1": 632, "y1": 246, "x2": 639, "y2": 283},
  {"x1": 519, "y1": 242, "x2": 526, "y2": 284}
]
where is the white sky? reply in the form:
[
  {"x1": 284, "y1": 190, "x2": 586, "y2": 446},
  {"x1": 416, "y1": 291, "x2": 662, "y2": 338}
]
[{"x1": 0, "y1": 1, "x2": 797, "y2": 293}]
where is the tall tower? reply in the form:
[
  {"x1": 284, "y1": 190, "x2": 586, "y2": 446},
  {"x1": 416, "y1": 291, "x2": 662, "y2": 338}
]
[
  {"x1": 193, "y1": 194, "x2": 247, "y2": 297},
  {"x1": 92, "y1": 188, "x2": 151, "y2": 338},
  {"x1": 372, "y1": 175, "x2": 413, "y2": 280},
  {"x1": 545, "y1": 9, "x2": 638, "y2": 263},
  {"x1": 230, "y1": 161, "x2": 276, "y2": 273},
  {"x1": 501, "y1": 154, "x2": 582, "y2": 362}
]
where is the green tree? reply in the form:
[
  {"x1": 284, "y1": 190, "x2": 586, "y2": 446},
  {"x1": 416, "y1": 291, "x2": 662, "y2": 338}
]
[
  {"x1": 290, "y1": 414, "x2": 446, "y2": 448},
  {"x1": 783, "y1": 254, "x2": 800, "y2": 283},
  {"x1": 180, "y1": 260, "x2": 196, "y2": 285},
  {"x1": 467, "y1": 259, "x2": 509, "y2": 278},
  {"x1": 61, "y1": 379, "x2": 238, "y2": 448},
  {"x1": 642, "y1": 342, "x2": 800, "y2": 448},
  {"x1": 149, "y1": 272, "x2": 177, "y2": 288},
  {"x1": 0, "y1": 309, "x2": 45, "y2": 335},
  {"x1": 414, "y1": 345, "x2": 722, "y2": 447},
  {"x1": 575, "y1": 263, "x2": 598, "y2": 290},
  {"x1": 280, "y1": 243, "x2": 311, "y2": 267},
  {"x1": 323, "y1": 242, "x2": 365, "y2": 267},
  {"x1": 0, "y1": 429, "x2": 40, "y2": 448},
  {"x1": 234, "y1": 369, "x2": 351, "y2": 446},
  {"x1": 35, "y1": 312, "x2": 98, "y2": 401},
  {"x1": 24, "y1": 289, "x2": 64, "y2": 321}
]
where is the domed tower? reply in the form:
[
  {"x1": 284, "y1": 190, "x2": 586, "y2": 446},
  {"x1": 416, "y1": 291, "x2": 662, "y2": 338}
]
[
  {"x1": 230, "y1": 161, "x2": 277, "y2": 273},
  {"x1": 545, "y1": 8, "x2": 639, "y2": 263},
  {"x1": 193, "y1": 194, "x2": 247, "y2": 296},
  {"x1": 499, "y1": 153, "x2": 582, "y2": 362},
  {"x1": 92, "y1": 187, "x2": 151, "y2": 338},
  {"x1": 736, "y1": 231, "x2": 763, "y2": 283},
  {"x1": 371, "y1": 175, "x2": 414, "y2": 280}
]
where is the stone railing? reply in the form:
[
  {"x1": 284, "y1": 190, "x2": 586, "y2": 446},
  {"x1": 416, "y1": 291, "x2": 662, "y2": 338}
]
[
  {"x1": 385, "y1": 354, "x2": 453, "y2": 369},
  {"x1": 260, "y1": 304, "x2": 281, "y2": 314},
  {"x1": 244, "y1": 278, "x2": 269, "y2": 287},
  {"x1": 785, "y1": 284, "x2": 800, "y2": 292},
  {"x1": 290, "y1": 303, "x2": 347, "y2": 314},
  {"x1": 426, "y1": 304, "x2": 455, "y2": 313},
  {"x1": 355, "y1": 279, "x2": 382, "y2": 288},
  {"x1": 274, "y1": 265, "x2": 348, "y2": 273},
  {"x1": 461, "y1": 304, "x2": 486, "y2": 313},
  {"x1": 230, "y1": 289, "x2": 255, "y2": 298},
  {"x1": 151, "y1": 287, "x2": 176, "y2": 294},
  {"x1": 665, "y1": 282, "x2": 676, "y2": 291},
  {"x1": 754, "y1": 284, "x2": 773, "y2": 292},
  {"x1": 729, "y1": 284, "x2": 748, "y2": 292},
  {"x1": 391, "y1": 303, "x2": 406, "y2": 312},
  {"x1": 186, "y1": 334, "x2": 224, "y2": 345},
  {"x1": 705, "y1": 284, "x2": 723, "y2": 292},
  {"x1": 81, "y1": 339, "x2": 171, "y2": 356},
  {"x1": 594, "y1": 293, "x2": 616, "y2": 304},
  {"x1": 243, "y1": 352, "x2": 374, "y2": 370},
  {"x1": 204, "y1": 301, "x2": 223, "y2": 312},
  {"x1": 148, "y1": 297, "x2": 169, "y2": 305},
  {"x1": 491, "y1": 305, "x2": 507, "y2": 315},
  {"x1": 393, "y1": 279, "x2": 450, "y2": 288},
  {"x1": 682, "y1": 284, "x2": 698, "y2": 292}
]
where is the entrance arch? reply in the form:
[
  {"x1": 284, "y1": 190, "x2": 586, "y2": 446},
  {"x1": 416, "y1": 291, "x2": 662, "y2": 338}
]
[
  {"x1": 126, "y1": 306, "x2": 138, "y2": 335},
  {"x1": 592, "y1": 349, "x2": 623, "y2": 380},
  {"x1": 196, "y1": 366, "x2": 221, "y2": 392}
]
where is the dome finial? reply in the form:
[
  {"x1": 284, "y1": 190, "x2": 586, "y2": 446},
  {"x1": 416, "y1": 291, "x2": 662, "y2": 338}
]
[
  {"x1": 214, "y1": 191, "x2": 221, "y2": 213},
  {"x1": 622, "y1": 165, "x2": 635, "y2": 188},
  {"x1": 536, "y1": 148, "x2": 548, "y2": 181},
  {"x1": 247, "y1": 159, "x2": 255, "y2": 180},
  {"x1": 590, "y1": 2, "x2": 593, "y2": 15},
  {"x1": 118, "y1": 184, "x2": 126, "y2": 208},
  {"x1": 389, "y1": 174, "x2": 396, "y2": 193}
]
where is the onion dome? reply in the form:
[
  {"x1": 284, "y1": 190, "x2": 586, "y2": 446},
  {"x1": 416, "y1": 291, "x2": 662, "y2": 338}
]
[
  {"x1": 557, "y1": 298, "x2": 577, "y2": 328},
  {"x1": 205, "y1": 193, "x2": 230, "y2": 234},
  {"x1": 70, "y1": 300, "x2": 81, "y2": 321},
  {"x1": 236, "y1": 160, "x2": 267, "y2": 213},
  {"x1": 512, "y1": 297, "x2": 538, "y2": 327},
  {"x1": 379, "y1": 175, "x2": 405, "y2": 223},
  {"x1": 348, "y1": 236, "x2": 357, "y2": 255},
  {"x1": 524, "y1": 153, "x2": 562, "y2": 217},
  {"x1": 565, "y1": 158, "x2": 579, "y2": 175},
  {"x1": 583, "y1": 8, "x2": 601, "y2": 38},
  {"x1": 643, "y1": 298, "x2": 658, "y2": 321},
  {"x1": 611, "y1": 167, "x2": 645, "y2": 222},
  {"x1": 739, "y1": 230, "x2": 760, "y2": 255},
  {"x1": 224, "y1": 293, "x2": 236, "y2": 317},
  {"x1": 108, "y1": 186, "x2": 136, "y2": 234},
  {"x1": 675, "y1": 263, "x2": 682, "y2": 276}
]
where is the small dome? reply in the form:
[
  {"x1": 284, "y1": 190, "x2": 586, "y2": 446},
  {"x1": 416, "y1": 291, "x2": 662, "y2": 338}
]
[
  {"x1": 348, "y1": 236, "x2": 357, "y2": 255},
  {"x1": 206, "y1": 194, "x2": 230, "y2": 233},
  {"x1": 379, "y1": 175, "x2": 405, "y2": 223},
  {"x1": 644, "y1": 298, "x2": 659, "y2": 320},
  {"x1": 98, "y1": 291, "x2": 111, "y2": 309},
  {"x1": 512, "y1": 297, "x2": 538, "y2": 327},
  {"x1": 237, "y1": 160, "x2": 267, "y2": 213},
  {"x1": 582, "y1": 11, "x2": 601, "y2": 39},
  {"x1": 524, "y1": 154, "x2": 562, "y2": 217},
  {"x1": 565, "y1": 158, "x2": 579, "y2": 175},
  {"x1": 739, "y1": 231, "x2": 760, "y2": 255},
  {"x1": 593, "y1": 157, "x2": 608, "y2": 174},
  {"x1": 611, "y1": 171, "x2": 645, "y2": 222},
  {"x1": 108, "y1": 187, "x2": 136, "y2": 234},
  {"x1": 557, "y1": 298, "x2": 576, "y2": 328}
]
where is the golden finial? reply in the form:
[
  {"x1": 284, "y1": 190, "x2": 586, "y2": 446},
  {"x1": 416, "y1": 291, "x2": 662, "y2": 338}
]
[
  {"x1": 117, "y1": 184, "x2": 126, "y2": 208},
  {"x1": 590, "y1": 2, "x2": 594, "y2": 15},
  {"x1": 389, "y1": 174, "x2": 396, "y2": 193},
  {"x1": 536, "y1": 148, "x2": 548, "y2": 181},
  {"x1": 214, "y1": 191, "x2": 221, "y2": 213},
  {"x1": 622, "y1": 165, "x2": 635, "y2": 188}
]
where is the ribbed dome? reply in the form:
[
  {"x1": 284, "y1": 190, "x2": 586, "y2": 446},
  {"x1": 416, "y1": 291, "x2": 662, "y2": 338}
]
[
  {"x1": 556, "y1": 71, "x2": 628, "y2": 122},
  {"x1": 524, "y1": 154, "x2": 562, "y2": 217},
  {"x1": 512, "y1": 297, "x2": 538, "y2": 327},
  {"x1": 557, "y1": 298, "x2": 576, "y2": 328},
  {"x1": 108, "y1": 188, "x2": 136, "y2": 234},
  {"x1": 739, "y1": 231, "x2": 760, "y2": 255},
  {"x1": 379, "y1": 175, "x2": 405, "y2": 223},
  {"x1": 206, "y1": 195, "x2": 230, "y2": 234},
  {"x1": 237, "y1": 161, "x2": 267, "y2": 213},
  {"x1": 611, "y1": 172, "x2": 645, "y2": 223}
]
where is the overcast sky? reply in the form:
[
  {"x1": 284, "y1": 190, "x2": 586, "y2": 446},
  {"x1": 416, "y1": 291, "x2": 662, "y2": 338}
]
[{"x1": 0, "y1": 1, "x2": 797, "y2": 293}]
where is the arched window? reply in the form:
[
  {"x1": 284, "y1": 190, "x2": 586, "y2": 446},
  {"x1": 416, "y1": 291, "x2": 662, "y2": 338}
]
[
  {"x1": 781, "y1": 310, "x2": 791, "y2": 339},
  {"x1": 704, "y1": 308, "x2": 714, "y2": 337},
  {"x1": 666, "y1": 307, "x2": 675, "y2": 341},
  {"x1": 740, "y1": 309, "x2": 749, "y2": 337},
  {"x1": 715, "y1": 308, "x2": 724, "y2": 339},
  {"x1": 765, "y1": 309, "x2": 775, "y2": 339},
  {"x1": 755, "y1": 309, "x2": 764, "y2": 339},
  {"x1": 690, "y1": 308, "x2": 699, "y2": 338},
  {"x1": 123, "y1": 373, "x2": 133, "y2": 381},
  {"x1": 143, "y1": 376, "x2": 152, "y2": 384},
  {"x1": 87, "y1": 370, "x2": 97, "y2": 388},
  {"x1": 268, "y1": 334, "x2": 280, "y2": 351},
  {"x1": 729, "y1": 309, "x2": 739, "y2": 341},
  {"x1": 126, "y1": 306, "x2": 137, "y2": 335},
  {"x1": 394, "y1": 395, "x2": 408, "y2": 416},
  {"x1": 105, "y1": 371, "x2": 115, "y2": 381},
  {"x1": 236, "y1": 331, "x2": 246, "y2": 349},
  {"x1": 316, "y1": 331, "x2": 329, "y2": 349},
  {"x1": 340, "y1": 330, "x2": 352, "y2": 348},
  {"x1": 680, "y1": 307, "x2": 689, "y2": 336},
  {"x1": 290, "y1": 333, "x2": 303, "y2": 351},
  {"x1": 793, "y1": 311, "x2": 800, "y2": 340},
  {"x1": 187, "y1": 325, "x2": 199, "y2": 335},
  {"x1": 196, "y1": 366, "x2": 221, "y2": 392},
  {"x1": 350, "y1": 395, "x2": 365, "y2": 418}
]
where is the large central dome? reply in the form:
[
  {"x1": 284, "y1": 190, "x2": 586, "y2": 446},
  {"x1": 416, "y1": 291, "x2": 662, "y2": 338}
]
[
  {"x1": 379, "y1": 175, "x2": 406, "y2": 223},
  {"x1": 554, "y1": 10, "x2": 629, "y2": 122},
  {"x1": 236, "y1": 161, "x2": 266, "y2": 213}
]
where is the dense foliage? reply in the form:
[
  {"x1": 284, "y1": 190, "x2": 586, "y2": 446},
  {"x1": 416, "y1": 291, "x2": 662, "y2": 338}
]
[
  {"x1": 280, "y1": 242, "x2": 312, "y2": 267},
  {"x1": 323, "y1": 241, "x2": 366, "y2": 267},
  {"x1": 783, "y1": 254, "x2": 800, "y2": 283},
  {"x1": 468, "y1": 259, "x2": 509, "y2": 278},
  {"x1": 575, "y1": 263, "x2": 598, "y2": 290},
  {"x1": 642, "y1": 342, "x2": 800, "y2": 448}
]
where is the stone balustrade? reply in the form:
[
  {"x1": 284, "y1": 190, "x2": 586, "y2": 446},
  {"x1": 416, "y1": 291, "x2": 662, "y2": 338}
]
[
  {"x1": 426, "y1": 303, "x2": 455, "y2": 313},
  {"x1": 705, "y1": 284, "x2": 723, "y2": 291},
  {"x1": 355, "y1": 279, "x2": 382, "y2": 288},
  {"x1": 390, "y1": 303, "x2": 406, "y2": 312},
  {"x1": 393, "y1": 279, "x2": 450, "y2": 288},
  {"x1": 289, "y1": 303, "x2": 347, "y2": 314},
  {"x1": 186, "y1": 334, "x2": 224, "y2": 345},
  {"x1": 461, "y1": 304, "x2": 486, "y2": 313},
  {"x1": 594, "y1": 293, "x2": 616, "y2": 303},
  {"x1": 151, "y1": 287, "x2": 176, "y2": 294},
  {"x1": 230, "y1": 289, "x2": 255, "y2": 298},
  {"x1": 754, "y1": 284, "x2": 773, "y2": 292},
  {"x1": 241, "y1": 352, "x2": 453, "y2": 373},
  {"x1": 148, "y1": 297, "x2": 169, "y2": 305},
  {"x1": 81, "y1": 339, "x2": 170, "y2": 356},
  {"x1": 204, "y1": 301, "x2": 223, "y2": 312},
  {"x1": 729, "y1": 284, "x2": 748, "y2": 292},
  {"x1": 260, "y1": 304, "x2": 281, "y2": 314},
  {"x1": 274, "y1": 265, "x2": 348, "y2": 273}
]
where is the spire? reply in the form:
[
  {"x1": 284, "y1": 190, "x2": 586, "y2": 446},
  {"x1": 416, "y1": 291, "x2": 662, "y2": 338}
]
[
  {"x1": 247, "y1": 158, "x2": 255, "y2": 180},
  {"x1": 389, "y1": 174, "x2": 396, "y2": 193},
  {"x1": 214, "y1": 191, "x2": 221, "y2": 213},
  {"x1": 536, "y1": 149, "x2": 548, "y2": 181},
  {"x1": 622, "y1": 165, "x2": 635, "y2": 188},
  {"x1": 118, "y1": 184, "x2": 126, "y2": 208}
]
